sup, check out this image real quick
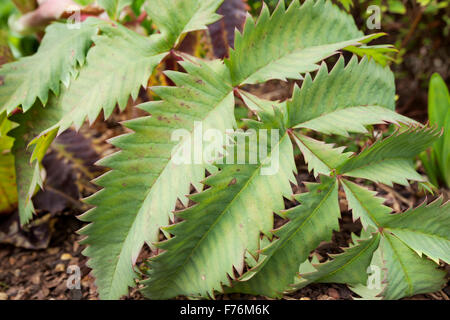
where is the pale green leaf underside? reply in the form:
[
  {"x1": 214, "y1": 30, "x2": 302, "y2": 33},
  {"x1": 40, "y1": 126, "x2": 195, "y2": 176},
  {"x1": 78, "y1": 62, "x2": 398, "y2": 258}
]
[
  {"x1": 0, "y1": 19, "x2": 102, "y2": 115},
  {"x1": 79, "y1": 58, "x2": 236, "y2": 300},
  {"x1": 226, "y1": 0, "x2": 382, "y2": 86},
  {"x1": 227, "y1": 177, "x2": 340, "y2": 298},
  {"x1": 142, "y1": 132, "x2": 296, "y2": 299}
]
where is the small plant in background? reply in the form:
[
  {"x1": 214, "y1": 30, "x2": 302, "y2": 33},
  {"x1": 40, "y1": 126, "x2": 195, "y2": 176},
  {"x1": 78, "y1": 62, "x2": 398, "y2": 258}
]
[
  {"x1": 0, "y1": 0, "x2": 448, "y2": 301},
  {"x1": 420, "y1": 73, "x2": 450, "y2": 189}
]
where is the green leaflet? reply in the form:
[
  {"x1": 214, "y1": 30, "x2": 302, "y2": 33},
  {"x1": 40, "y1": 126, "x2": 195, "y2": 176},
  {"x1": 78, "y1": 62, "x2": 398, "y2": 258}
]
[
  {"x1": 9, "y1": 97, "x2": 64, "y2": 224},
  {"x1": 287, "y1": 56, "x2": 396, "y2": 130},
  {"x1": 338, "y1": 126, "x2": 440, "y2": 186},
  {"x1": 381, "y1": 233, "x2": 446, "y2": 300},
  {"x1": 79, "y1": 58, "x2": 236, "y2": 300},
  {"x1": 98, "y1": 0, "x2": 132, "y2": 19},
  {"x1": 142, "y1": 131, "x2": 297, "y2": 299},
  {"x1": 0, "y1": 19, "x2": 103, "y2": 115},
  {"x1": 295, "y1": 233, "x2": 381, "y2": 289},
  {"x1": 293, "y1": 133, "x2": 352, "y2": 177},
  {"x1": 46, "y1": 23, "x2": 168, "y2": 136},
  {"x1": 345, "y1": 44, "x2": 397, "y2": 67},
  {"x1": 227, "y1": 176, "x2": 340, "y2": 298},
  {"x1": 383, "y1": 198, "x2": 450, "y2": 264},
  {"x1": 341, "y1": 179, "x2": 391, "y2": 231},
  {"x1": 226, "y1": 0, "x2": 382, "y2": 85},
  {"x1": 146, "y1": 0, "x2": 223, "y2": 49}
]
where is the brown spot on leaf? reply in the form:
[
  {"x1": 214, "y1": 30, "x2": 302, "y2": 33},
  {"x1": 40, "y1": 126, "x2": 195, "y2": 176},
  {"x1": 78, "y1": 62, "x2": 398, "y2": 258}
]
[{"x1": 228, "y1": 178, "x2": 237, "y2": 186}]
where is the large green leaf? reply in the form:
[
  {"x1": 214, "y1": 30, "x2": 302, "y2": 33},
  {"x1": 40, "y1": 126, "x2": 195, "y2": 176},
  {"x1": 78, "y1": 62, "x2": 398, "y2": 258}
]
[
  {"x1": 338, "y1": 126, "x2": 440, "y2": 186},
  {"x1": 381, "y1": 233, "x2": 446, "y2": 300},
  {"x1": 145, "y1": 0, "x2": 223, "y2": 49},
  {"x1": 227, "y1": 176, "x2": 340, "y2": 298},
  {"x1": 383, "y1": 198, "x2": 450, "y2": 264},
  {"x1": 287, "y1": 56, "x2": 397, "y2": 130},
  {"x1": 226, "y1": 0, "x2": 381, "y2": 86},
  {"x1": 79, "y1": 58, "x2": 237, "y2": 300},
  {"x1": 142, "y1": 131, "x2": 296, "y2": 299},
  {"x1": 0, "y1": 19, "x2": 102, "y2": 115}
]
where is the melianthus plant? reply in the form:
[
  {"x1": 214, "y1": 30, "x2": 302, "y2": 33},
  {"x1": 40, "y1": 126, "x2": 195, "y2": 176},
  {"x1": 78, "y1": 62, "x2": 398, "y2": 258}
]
[{"x1": 0, "y1": 0, "x2": 448, "y2": 300}]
